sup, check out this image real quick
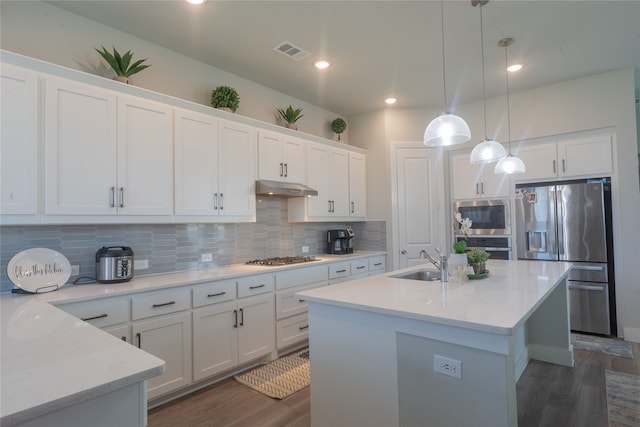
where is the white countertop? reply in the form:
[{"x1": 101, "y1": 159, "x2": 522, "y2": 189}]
[
  {"x1": 0, "y1": 251, "x2": 384, "y2": 425},
  {"x1": 297, "y1": 259, "x2": 572, "y2": 335}
]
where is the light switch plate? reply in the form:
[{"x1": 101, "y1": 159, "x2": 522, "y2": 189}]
[{"x1": 201, "y1": 253, "x2": 213, "y2": 262}]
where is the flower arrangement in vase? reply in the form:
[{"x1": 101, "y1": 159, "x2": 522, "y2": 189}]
[{"x1": 449, "y1": 212, "x2": 471, "y2": 280}]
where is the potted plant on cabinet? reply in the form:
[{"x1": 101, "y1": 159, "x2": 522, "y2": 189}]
[
  {"x1": 331, "y1": 117, "x2": 347, "y2": 141},
  {"x1": 277, "y1": 105, "x2": 304, "y2": 130},
  {"x1": 466, "y1": 249, "x2": 490, "y2": 275},
  {"x1": 211, "y1": 85, "x2": 240, "y2": 113},
  {"x1": 95, "y1": 46, "x2": 150, "y2": 84}
]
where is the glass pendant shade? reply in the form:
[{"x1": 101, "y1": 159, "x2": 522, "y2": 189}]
[
  {"x1": 424, "y1": 113, "x2": 471, "y2": 147},
  {"x1": 494, "y1": 154, "x2": 526, "y2": 174},
  {"x1": 469, "y1": 138, "x2": 507, "y2": 164}
]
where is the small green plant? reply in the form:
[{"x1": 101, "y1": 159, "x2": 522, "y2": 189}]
[
  {"x1": 453, "y1": 240, "x2": 467, "y2": 254},
  {"x1": 277, "y1": 105, "x2": 304, "y2": 124},
  {"x1": 331, "y1": 118, "x2": 347, "y2": 140},
  {"x1": 211, "y1": 85, "x2": 240, "y2": 112},
  {"x1": 466, "y1": 249, "x2": 490, "y2": 264},
  {"x1": 95, "y1": 46, "x2": 150, "y2": 78}
]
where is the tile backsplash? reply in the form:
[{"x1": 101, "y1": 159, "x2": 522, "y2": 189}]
[{"x1": 0, "y1": 198, "x2": 385, "y2": 292}]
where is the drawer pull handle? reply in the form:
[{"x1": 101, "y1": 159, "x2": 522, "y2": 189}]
[
  {"x1": 356, "y1": 266, "x2": 366, "y2": 269},
  {"x1": 207, "y1": 292, "x2": 227, "y2": 298},
  {"x1": 249, "y1": 284, "x2": 266, "y2": 290},
  {"x1": 299, "y1": 325, "x2": 309, "y2": 331},
  {"x1": 136, "y1": 332, "x2": 141, "y2": 348},
  {"x1": 336, "y1": 269, "x2": 347, "y2": 273},
  {"x1": 152, "y1": 301, "x2": 176, "y2": 308},
  {"x1": 81, "y1": 313, "x2": 108, "y2": 321},
  {"x1": 374, "y1": 262, "x2": 382, "y2": 266}
]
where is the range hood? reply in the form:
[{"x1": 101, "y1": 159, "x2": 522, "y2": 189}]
[{"x1": 255, "y1": 179, "x2": 318, "y2": 198}]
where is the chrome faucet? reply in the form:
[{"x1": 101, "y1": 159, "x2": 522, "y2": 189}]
[
  {"x1": 420, "y1": 250, "x2": 451, "y2": 281},
  {"x1": 420, "y1": 250, "x2": 441, "y2": 270}
]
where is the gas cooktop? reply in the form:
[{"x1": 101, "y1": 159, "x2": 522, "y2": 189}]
[{"x1": 245, "y1": 256, "x2": 319, "y2": 266}]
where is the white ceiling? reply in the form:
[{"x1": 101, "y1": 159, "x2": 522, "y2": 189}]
[{"x1": 48, "y1": 1, "x2": 640, "y2": 117}]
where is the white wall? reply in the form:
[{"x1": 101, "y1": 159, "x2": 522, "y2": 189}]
[
  {"x1": 351, "y1": 69, "x2": 640, "y2": 342},
  {"x1": 0, "y1": 0, "x2": 346, "y2": 142}
]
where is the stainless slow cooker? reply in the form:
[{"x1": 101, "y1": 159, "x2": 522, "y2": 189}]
[{"x1": 95, "y1": 246, "x2": 134, "y2": 283}]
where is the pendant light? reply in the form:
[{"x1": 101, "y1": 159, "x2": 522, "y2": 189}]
[
  {"x1": 424, "y1": 1, "x2": 471, "y2": 147},
  {"x1": 495, "y1": 37, "x2": 526, "y2": 174},
  {"x1": 469, "y1": 0, "x2": 506, "y2": 164}
]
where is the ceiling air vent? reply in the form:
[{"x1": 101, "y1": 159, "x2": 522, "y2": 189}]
[{"x1": 273, "y1": 41, "x2": 311, "y2": 62}]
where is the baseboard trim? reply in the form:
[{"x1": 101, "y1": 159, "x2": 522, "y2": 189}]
[{"x1": 623, "y1": 326, "x2": 640, "y2": 343}]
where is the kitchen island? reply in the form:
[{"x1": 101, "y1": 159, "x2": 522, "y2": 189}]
[{"x1": 297, "y1": 259, "x2": 573, "y2": 427}]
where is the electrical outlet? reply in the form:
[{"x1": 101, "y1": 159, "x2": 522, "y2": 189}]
[
  {"x1": 71, "y1": 265, "x2": 79, "y2": 276},
  {"x1": 134, "y1": 259, "x2": 149, "y2": 270},
  {"x1": 302, "y1": 246, "x2": 309, "y2": 253},
  {"x1": 434, "y1": 355, "x2": 462, "y2": 379},
  {"x1": 201, "y1": 253, "x2": 213, "y2": 262}
]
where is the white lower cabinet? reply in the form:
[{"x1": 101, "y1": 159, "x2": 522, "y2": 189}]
[
  {"x1": 237, "y1": 293, "x2": 275, "y2": 363},
  {"x1": 193, "y1": 300, "x2": 238, "y2": 381},
  {"x1": 132, "y1": 311, "x2": 192, "y2": 400},
  {"x1": 368, "y1": 255, "x2": 387, "y2": 275}
]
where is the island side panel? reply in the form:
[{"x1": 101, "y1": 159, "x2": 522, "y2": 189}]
[
  {"x1": 527, "y1": 278, "x2": 574, "y2": 367},
  {"x1": 307, "y1": 302, "x2": 400, "y2": 427}
]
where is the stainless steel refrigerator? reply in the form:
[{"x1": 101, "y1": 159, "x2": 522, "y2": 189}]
[{"x1": 515, "y1": 178, "x2": 616, "y2": 335}]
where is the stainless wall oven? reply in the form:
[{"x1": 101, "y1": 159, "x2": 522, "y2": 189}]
[
  {"x1": 453, "y1": 199, "x2": 510, "y2": 235},
  {"x1": 455, "y1": 236, "x2": 512, "y2": 260}
]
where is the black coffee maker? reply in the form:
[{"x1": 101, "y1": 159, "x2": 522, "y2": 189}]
[{"x1": 326, "y1": 228, "x2": 355, "y2": 255}]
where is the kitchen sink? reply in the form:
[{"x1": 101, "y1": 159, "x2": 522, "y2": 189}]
[{"x1": 392, "y1": 269, "x2": 441, "y2": 282}]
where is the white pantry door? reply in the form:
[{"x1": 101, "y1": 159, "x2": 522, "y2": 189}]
[{"x1": 394, "y1": 145, "x2": 445, "y2": 269}]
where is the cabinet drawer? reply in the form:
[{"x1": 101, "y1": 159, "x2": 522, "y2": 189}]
[
  {"x1": 237, "y1": 274, "x2": 275, "y2": 298},
  {"x1": 132, "y1": 288, "x2": 190, "y2": 320},
  {"x1": 60, "y1": 298, "x2": 130, "y2": 328},
  {"x1": 192, "y1": 280, "x2": 236, "y2": 308},
  {"x1": 350, "y1": 259, "x2": 369, "y2": 275},
  {"x1": 275, "y1": 282, "x2": 326, "y2": 320},
  {"x1": 275, "y1": 264, "x2": 328, "y2": 290},
  {"x1": 369, "y1": 255, "x2": 386, "y2": 273},
  {"x1": 276, "y1": 313, "x2": 309, "y2": 350},
  {"x1": 329, "y1": 262, "x2": 350, "y2": 280}
]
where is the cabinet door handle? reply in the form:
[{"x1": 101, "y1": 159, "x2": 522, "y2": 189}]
[
  {"x1": 351, "y1": 201, "x2": 355, "y2": 214},
  {"x1": 136, "y1": 332, "x2": 141, "y2": 348},
  {"x1": 121, "y1": 336, "x2": 127, "y2": 342},
  {"x1": 219, "y1": 193, "x2": 224, "y2": 210},
  {"x1": 299, "y1": 325, "x2": 309, "y2": 331},
  {"x1": 207, "y1": 291, "x2": 226, "y2": 298},
  {"x1": 280, "y1": 162, "x2": 284, "y2": 177},
  {"x1": 562, "y1": 159, "x2": 566, "y2": 173},
  {"x1": 81, "y1": 313, "x2": 108, "y2": 322},
  {"x1": 249, "y1": 284, "x2": 265, "y2": 290},
  {"x1": 110, "y1": 187, "x2": 115, "y2": 208},
  {"x1": 328, "y1": 200, "x2": 332, "y2": 213},
  {"x1": 336, "y1": 269, "x2": 347, "y2": 273},
  {"x1": 152, "y1": 301, "x2": 176, "y2": 308},
  {"x1": 331, "y1": 200, "x2": 335, "y2": 212},
  {"x1": 213, "y1": 193, "x2": 218, "y2": 210},
  {"x1": 239, "y1": 308, "x2": 244, "y2": 326},
  {"x1": 553, "y1": 160, "x2": 557, "y2": 174},
  {"x1": 119, "y1": 187, "x2": 125, "y2": 208},
  {"x1": 476, "y1": 183, "x2": 480, "y2": 195},
  {"x1": 284, "y1": 163, "x2": 288, "y2": 177},
  {"x1": 481, "y1": 182, "x2": 484, "y2": 194},
  {"x1": 233, "y1": 309, "x2": 238, "y2": 328}
]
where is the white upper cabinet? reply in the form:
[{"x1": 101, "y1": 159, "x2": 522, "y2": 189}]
[
  {"x1": 174, "y1": 109, "x2": 219, "y2": 216},
  {"x1": 450, "y1": 152, "x2": 510, "y2": 200},
  {"x1": 348, "y1": 152, "x2": 367, "y2": 219},
  {"x1": 45, "y1": 76, "x2": 118, "y2": 215},
  {"x1": 1, "y1": 65, "x2": 39, "y2": 216},
  {"x1": 217, "y1": 120, "x2": 256, "y2": 218},
  {"x1": 45, "y1": 78, "x2": 173, "y2": 217},
  {"x1": 175, "y1": 112, "x2": 255, "y2": 220},
  {"x1": 511, "y1": 134, "x2": 613, "y2": 183},
  {"x1": 117, "y1": 95, "x2": 174, "y2": 215},
  {"x1": 257, "y1": 130, "x2": 306, "y2": 184}
]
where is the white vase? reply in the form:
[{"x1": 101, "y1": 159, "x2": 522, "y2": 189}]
[{"x1": 449, "y1": 253, "x2": 468, "y2": 266}]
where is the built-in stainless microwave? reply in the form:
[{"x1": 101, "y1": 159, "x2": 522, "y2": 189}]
[{"x1": 452, "y1": 199, "x2": 511, "y2": 235}]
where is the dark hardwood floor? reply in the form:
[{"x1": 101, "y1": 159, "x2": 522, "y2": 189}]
[{"x1": 148, "y1": 342, "x2": 639, "y2": 427}]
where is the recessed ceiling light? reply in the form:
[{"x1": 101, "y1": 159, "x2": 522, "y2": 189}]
[
  {"x1": 385, "y1": 98, "x2": 397, "y2": 105},
  {"x1": 186, "y1": 0, "x2": 205, "y2": 4},
  {"x1": 314, "y1": 61, "x2": 330, "y2": 69},
  {"x1": 507, "y1": 64, "x2": 523, "y2": 72}
]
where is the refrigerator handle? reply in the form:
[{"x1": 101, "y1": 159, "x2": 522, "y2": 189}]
[{"x1": 556, "y1": 187, "x2": 565, "y2": 257}]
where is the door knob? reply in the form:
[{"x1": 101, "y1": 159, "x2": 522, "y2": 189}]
[{"x1": 401, "y1": 250, "x2": 407, "y2": 254}]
